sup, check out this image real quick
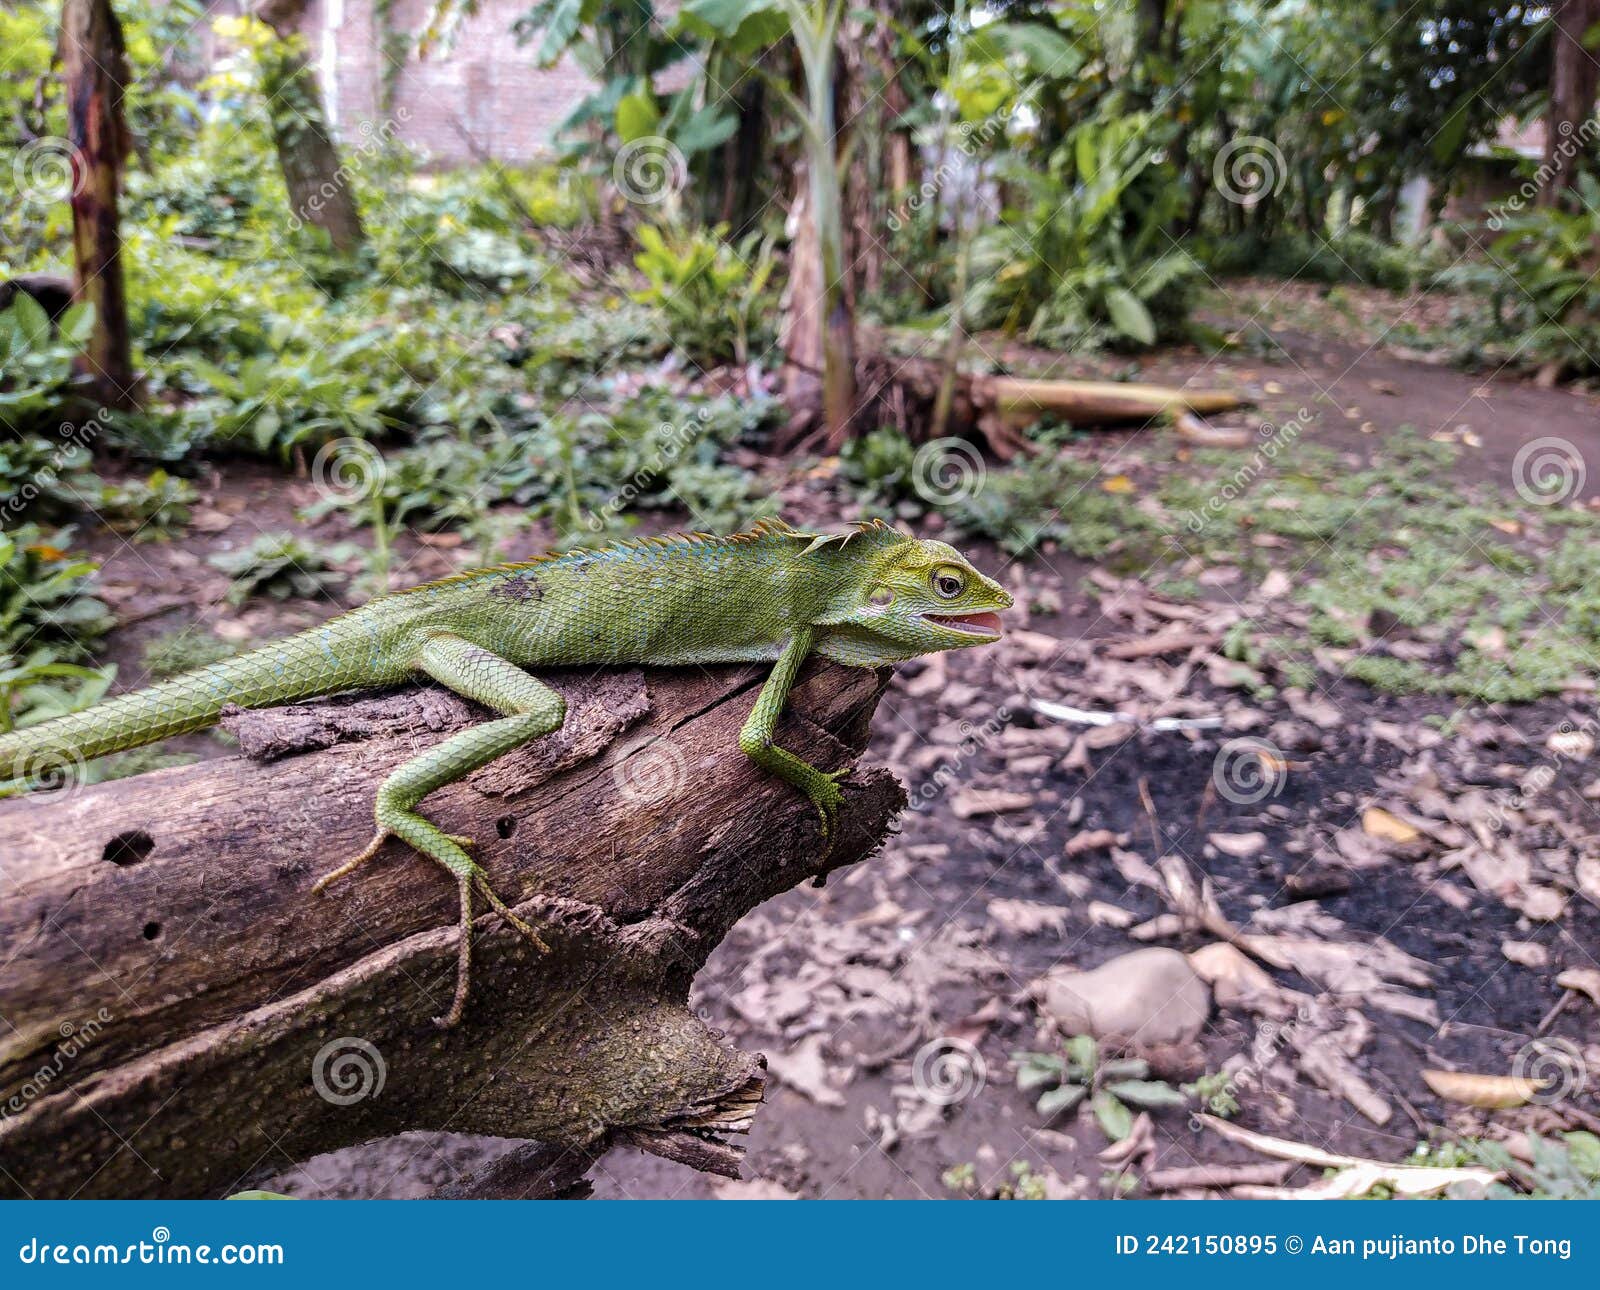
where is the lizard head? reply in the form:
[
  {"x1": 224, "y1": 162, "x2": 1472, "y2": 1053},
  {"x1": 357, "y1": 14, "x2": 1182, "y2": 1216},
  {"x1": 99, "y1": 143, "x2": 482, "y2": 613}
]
[{"x1": 816, "y1": 528, "x2": 1013, "y2": 664}]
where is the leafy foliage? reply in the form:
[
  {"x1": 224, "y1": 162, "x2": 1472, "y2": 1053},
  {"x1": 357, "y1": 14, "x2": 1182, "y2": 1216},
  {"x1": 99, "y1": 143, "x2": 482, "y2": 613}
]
[
  {"x1": 1443, "y1": 175, "x2": 1600, "y2": 376},
  {"x1": 630, "y1": 221, "x2": 776, "y2": 367},
  {"x1": 208, "y1": 534, "x2": 360, "y2": 605},
  {"x1": 0, "y1": 297, "x2": 96, "y2": 434},
  {"x1": 0, "y1": 525, "x2": 114, "y2": 732},
  {"x1": 967, "y1": 111, "x2": 1201, "y2": 349},
  {"x1": 1015, "y1": 1036, "x2": 1188, "y2": 1142}
]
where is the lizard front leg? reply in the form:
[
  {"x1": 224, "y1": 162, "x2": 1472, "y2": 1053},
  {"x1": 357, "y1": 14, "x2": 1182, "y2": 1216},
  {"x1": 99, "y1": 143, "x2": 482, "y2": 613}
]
[
  {"x1": 738, "y1": 627, "x2": 847, "y2": 849},
  {"x1": 313, "y1": 633, "x2": 565, "y2": 1027}
]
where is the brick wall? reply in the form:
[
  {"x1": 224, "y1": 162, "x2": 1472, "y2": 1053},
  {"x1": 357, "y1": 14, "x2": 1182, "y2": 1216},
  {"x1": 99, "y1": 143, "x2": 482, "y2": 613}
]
[
  {"x1": 198, "y1": 0, "x2": 601, "y2": 164},
  {"x1": 309, "y1": 0, "x2": 600, "y2": 163}
]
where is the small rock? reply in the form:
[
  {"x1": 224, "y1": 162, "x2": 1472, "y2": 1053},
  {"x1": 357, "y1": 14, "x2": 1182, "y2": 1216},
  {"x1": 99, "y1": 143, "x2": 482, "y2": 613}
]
[{"x1": 1033, "y1": 948, "x2": 1211, "y2": 1046}]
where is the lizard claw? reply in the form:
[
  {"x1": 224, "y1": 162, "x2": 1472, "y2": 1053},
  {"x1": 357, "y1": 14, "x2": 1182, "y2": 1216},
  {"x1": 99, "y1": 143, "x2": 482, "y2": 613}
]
[
  {"x1": 809, "y1": 769, "x2": 848, "y2": 853},
  {"x1": 313, "y1": 830, "x2": 389, "y2": 893}
]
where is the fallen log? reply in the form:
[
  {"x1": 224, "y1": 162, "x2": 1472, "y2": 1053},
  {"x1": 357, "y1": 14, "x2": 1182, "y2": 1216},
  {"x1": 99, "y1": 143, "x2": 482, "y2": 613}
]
[
  {"x1": 0, "y1": 661, "x2": 903, "y2": 1199},
  {"x1": 846, "y1": 349, "x2": 1249, "y2": 459},
  {"x1": 984, "y1": 376, "x2": 1245, "y2": 425}
]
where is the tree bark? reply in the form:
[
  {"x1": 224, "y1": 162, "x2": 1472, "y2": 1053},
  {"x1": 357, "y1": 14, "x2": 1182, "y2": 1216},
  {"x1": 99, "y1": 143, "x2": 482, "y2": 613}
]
[
  {"x1": 59, "y1": 0, "x2": 136, "y2": 409},
  {"x1": 252, "y1": 0, "x2": 365, "y2": 252},
  {"x1": 1541, "y1": 0, "x2": 1600, "y2": 203},
  {"x1": 0, "y1": 661, "x2": 902, "y2": 1199}
]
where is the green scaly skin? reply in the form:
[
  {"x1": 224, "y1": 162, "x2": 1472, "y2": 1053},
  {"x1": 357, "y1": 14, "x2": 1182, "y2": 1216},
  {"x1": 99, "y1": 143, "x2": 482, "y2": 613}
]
[{"x1": 0, "y1": 518, "x2": 1012, "y2": 1025}]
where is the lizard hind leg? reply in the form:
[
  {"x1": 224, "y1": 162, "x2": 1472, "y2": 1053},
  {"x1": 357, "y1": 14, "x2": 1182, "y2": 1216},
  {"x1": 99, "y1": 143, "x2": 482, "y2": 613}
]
[{"x1": 313, "y1": 634, "x2": 565, "y2": 1027}]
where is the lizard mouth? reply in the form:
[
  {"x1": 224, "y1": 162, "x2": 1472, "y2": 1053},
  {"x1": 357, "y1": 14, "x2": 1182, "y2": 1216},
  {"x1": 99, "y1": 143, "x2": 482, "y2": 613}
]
[{"x1": 923, "y1": 611, "x2": 1004, "y2": 638}]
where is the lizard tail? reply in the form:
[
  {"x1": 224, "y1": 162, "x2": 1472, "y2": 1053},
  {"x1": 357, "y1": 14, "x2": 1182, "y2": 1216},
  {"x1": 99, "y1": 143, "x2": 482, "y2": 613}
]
[{"x1": 0, "y1": 620, "x2": 387, "y2": 788}]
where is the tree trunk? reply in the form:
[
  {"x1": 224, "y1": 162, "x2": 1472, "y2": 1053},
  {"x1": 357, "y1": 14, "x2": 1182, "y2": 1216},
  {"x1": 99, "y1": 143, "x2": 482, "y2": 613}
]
[
  {"x1": 252, "y1": 0, "x2": 365, "y2": 251},
  {"x1": 59, "y1": 0, "x2": 136, "y2": 409},
  {"x1": 0, "y1": 661, "x2": 902, "y2": 1198},
  {"x1": 1541, "y1": 0, "x2": 1600, "y2": 204}
]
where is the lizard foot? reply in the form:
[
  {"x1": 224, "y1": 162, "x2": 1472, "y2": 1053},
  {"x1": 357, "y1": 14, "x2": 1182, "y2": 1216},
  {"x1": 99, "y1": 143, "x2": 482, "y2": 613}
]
[
  {"x1": 808, "y1": 769, "x2": 849, "y2": 856},
  {"x1": 314, "y1": 807, "x2": 549, "y2": 1027},
  {"x1": 312, "y1": 830, "x2": 389, "y2": 893},
  {"x1": 435, "y1": 863, "x2": 550, "y2": 1029}
]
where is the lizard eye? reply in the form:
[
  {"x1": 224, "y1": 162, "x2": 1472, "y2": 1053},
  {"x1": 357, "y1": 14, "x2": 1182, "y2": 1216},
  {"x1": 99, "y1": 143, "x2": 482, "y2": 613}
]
[{"x1": 932, "y1": 569, "x2": 965, "y2": 600}]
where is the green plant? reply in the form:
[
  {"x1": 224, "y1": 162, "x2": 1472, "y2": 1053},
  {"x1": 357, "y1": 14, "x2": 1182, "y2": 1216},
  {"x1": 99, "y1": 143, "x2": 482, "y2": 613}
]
[
  {"x1": 0, "y1": 525, "x2": 114, "y2": 733},
  {"x1": 0, "y1": 296, "x2": 96, "y2": 433},
  {"x1": 1014, "y1": 1035, "x2": 1187, "y2": 1142},
  {"x1": 968, "y1": 110, "x2": 1200, "y2": 350},
  {"x1": 1183, "y1": 1070, "x2": 1241, "y2": 1119},
  {"x1": 208, "y1": 533, "x2": 359, "y2": 605},
  {"x1": 630, "y1": 222, "x2": 776, "y2": 367},
  {"x1": 141, "y1": 627, "x2": 241, "y2": 680},
  {"x1": 178, "y1": 341, "x2": 399, "y2": 455},
  {"x1": 1443, "y1": 175, "x2": 1600, "y2": 376},
  {"x1": 839, "y1": 426, "x2": 920, "y2": 511},
  {"x1": 91, "y1": 470, "x2": 198, "y2": 539}
]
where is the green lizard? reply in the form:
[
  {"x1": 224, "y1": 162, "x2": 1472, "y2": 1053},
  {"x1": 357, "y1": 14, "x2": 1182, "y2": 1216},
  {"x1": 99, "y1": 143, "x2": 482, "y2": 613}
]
[{"x1": 0, "y1": 518, "x2": 1011, "y2": 1024}]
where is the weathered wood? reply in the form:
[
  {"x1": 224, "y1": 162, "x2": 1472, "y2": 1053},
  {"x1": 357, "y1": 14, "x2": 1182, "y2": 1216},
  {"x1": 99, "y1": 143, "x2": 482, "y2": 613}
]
[
  {"x1": 0, "y1": 661, "x2": 903, "y2": 1198},
  {"x1": 985, "y1": 376, "x2": 1246, "y2": 424}
]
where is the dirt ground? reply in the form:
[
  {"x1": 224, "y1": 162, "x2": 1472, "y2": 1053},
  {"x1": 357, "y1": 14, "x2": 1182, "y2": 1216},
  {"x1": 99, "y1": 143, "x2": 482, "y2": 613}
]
[{"x1": 62, "y1": 288, "x2": 1600, "y2": 1199}]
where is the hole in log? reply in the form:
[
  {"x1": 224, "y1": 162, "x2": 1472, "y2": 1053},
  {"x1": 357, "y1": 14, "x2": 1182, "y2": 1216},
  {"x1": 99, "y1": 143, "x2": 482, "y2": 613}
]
[
  {"x1": 142, "y1": 921, "x2": 162, "y2": 941},
  {"x1": 496, "y1": 816, "x2": 516, "y2": 839},
  {"x1": 104, "y1": 831, "x2": 155, "y2": 866}
]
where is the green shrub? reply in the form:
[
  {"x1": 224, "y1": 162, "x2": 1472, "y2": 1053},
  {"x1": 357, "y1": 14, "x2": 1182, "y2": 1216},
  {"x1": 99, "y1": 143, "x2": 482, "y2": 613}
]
[
  {"x1": 967, "y1": 111, "x2": 1200, "y2": 350},
  {"x1": 1441, "y1": 175, "x2": 1600, "y2": 375},
  {"x1": 630, "y1": 222, "x2": 776, "y2": 368},
  {"x1": 0, "y1": 296, "x2": 96, "y2": 434}
]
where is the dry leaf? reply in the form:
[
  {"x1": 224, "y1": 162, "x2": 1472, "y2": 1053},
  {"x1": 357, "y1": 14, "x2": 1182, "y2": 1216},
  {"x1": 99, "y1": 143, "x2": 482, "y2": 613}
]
[
  {"x1": 1502, "y1": 940, "x2": 1548, "y2": 969},
  {"x1": 1209, "y1": 831, "x2": 1267, "y2": 858},
  {"x1": 987, "y1": 898, "x2": 1071, "y2": 937},
  {"x1": 1556, "y1": 968, "x2": 1600, "y2": 1007},
  {"x1": 1101, "y1": 474, "x2": 1135, "y2": 494},
  {"x1": 1421, "y1": 1069, "x2": 1541, "y2": 1109},
  {"x1": 1362, "y1": 806, "x2": 1420, "y2": 844},
  {"x1": 952, "y1": 789, "x2": 1032, "y2": 818},
  {"x1": 766, "y1": 1035, "x2": 846, "y2": 1107}
]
